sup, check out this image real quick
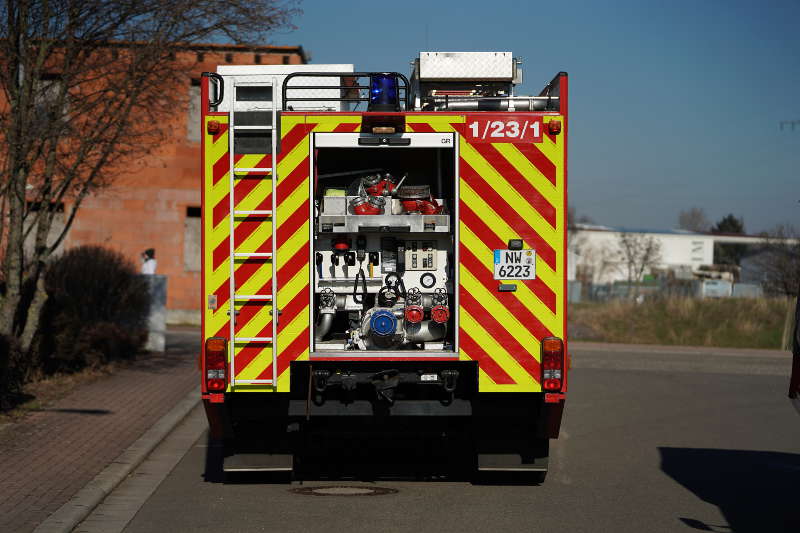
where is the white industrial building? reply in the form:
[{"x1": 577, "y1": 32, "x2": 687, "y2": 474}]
[{"x1": 568, "y1": 225, "x2": 774, "y2": 284}]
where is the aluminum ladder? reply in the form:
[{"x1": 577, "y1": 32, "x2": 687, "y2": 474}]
[{"x1": 227, "y1": 76, "x2": 278, "y2": 387}]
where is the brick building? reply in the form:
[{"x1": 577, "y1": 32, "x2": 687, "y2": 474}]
[{"x1": 63, "y1": 43, "x2": 307, "y2": 324}]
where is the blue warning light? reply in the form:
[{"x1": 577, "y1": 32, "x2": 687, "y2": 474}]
[{"x1": 368, "y1": 73, "x2": 399, "y2": 111}]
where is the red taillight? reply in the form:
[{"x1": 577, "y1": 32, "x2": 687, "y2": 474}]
[
  {"x1": 547, "y1": 120, "x2": 562, "y2": 135},
  {"x1": 541, "y1": 337, "x2": 564, "y2": 392},
  {"x1": 205, "y1": 337, "x2": 227, "y2": 392},
  {"x1": 207, "y1": 120, "x2": 221, "y2": 134}
]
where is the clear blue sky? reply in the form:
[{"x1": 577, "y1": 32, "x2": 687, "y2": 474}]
[{"x1": 272, "y1": 0, "x2": 799, "y2": 233}]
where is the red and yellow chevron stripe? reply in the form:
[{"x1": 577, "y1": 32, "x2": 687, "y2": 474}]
[
  {"x1": 203, "y1": 113, "x2": 565, "y2": 393},
  {"x1": 407, "y1": 116, "x2": 566, "y2": 392},
  {"x1": 203, "y1": 115, "x2": 275, "y2": 391}
]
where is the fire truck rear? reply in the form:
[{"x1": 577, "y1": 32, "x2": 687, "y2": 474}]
[{"x1": 199, "y1": 52, "x2": 568, "y2": 481}]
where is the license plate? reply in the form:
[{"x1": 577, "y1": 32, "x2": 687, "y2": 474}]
[{"x1": 493, "y1": 249, "x2": 536, "y2": 280}]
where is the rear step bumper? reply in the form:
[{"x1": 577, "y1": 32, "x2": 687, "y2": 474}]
[
  {"x1": 477, "y1": 453, "x2": 548, "y2": 472},
  {"x1": 288, "y1": 398, "x2": 471, "y2": 417},
  {"x1": 223, "y1": 453, "x2": 292, "y2": 473}
]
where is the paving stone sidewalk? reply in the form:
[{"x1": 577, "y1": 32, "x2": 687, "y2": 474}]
[{"x1": 0, "y1": 328, "x2": 200, "y2": 533}]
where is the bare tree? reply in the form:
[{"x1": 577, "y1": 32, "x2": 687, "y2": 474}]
[
  {"x1": 567, "y1": 205, "x2": 593, "y2": 256},
  {"x1": 678, "y1": 207, "x2": 710, "y2": 233},
  {"x1": 615, "y1": 232, "x2": 662, "y2": 299},
  {"x1": 0, "y1": 0, "x2": 300, "y2": 350},
  {"x1": 751, "y1": 224, "x2": 800, "y2": 297}
]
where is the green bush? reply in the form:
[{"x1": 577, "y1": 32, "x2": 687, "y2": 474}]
[{"x1": 40, "y1": 245, "x2": 150, "y2": 372}]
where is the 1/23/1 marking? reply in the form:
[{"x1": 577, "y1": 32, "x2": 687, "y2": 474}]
[{"x1": 465, "y1": 114, "x2": 543, "y2": 143}]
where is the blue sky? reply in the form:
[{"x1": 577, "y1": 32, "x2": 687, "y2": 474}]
[{"x1": 273, "y1": 0, "x2": 799, "y2": 233}]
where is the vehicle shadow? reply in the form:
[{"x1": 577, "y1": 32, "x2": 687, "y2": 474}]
[
  {"x1": 202, "y1": 431, "x2": 476, "y2": 484},
  {"x1": 659, "y1": 447, "x2": 800, "y2": 532}
]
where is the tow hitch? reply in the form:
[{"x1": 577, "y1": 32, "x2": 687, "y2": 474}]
[{"x1": 307, "y1": 368, "x2": 461, "y2": 405}]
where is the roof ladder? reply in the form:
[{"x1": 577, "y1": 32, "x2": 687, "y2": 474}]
[{"x1": 227, "y1": 77, "x2": 279, "y2": 387}]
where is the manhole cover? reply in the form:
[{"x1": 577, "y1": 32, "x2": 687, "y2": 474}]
[{"x1": 291, "y1": 485, "x2": 398, "y2": 497}]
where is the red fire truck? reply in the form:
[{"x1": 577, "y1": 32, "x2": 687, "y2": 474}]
[{"x1": 198, "y1": 52, "x2": 568, "y2": 480}]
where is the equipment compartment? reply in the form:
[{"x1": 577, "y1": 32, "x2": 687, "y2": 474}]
[{"x1": 310, "y1": 137, "x2": 457, "y2": 354}]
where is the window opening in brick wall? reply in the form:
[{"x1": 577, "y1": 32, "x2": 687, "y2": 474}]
[
  {"x1": 35, "y1": 73, "x2": 66, "y2": 118},
  {"x1": 197, "y1": 52, "x2": 204, "y2": 62},
  {"x1": 187, "y1": 80, "x2": 201, "y2": 143},
  {"x1": 254, "y1": 54, "x2": 262, "y2": 64},
  {"x1": 282, "y1": 55, "x2": 290, "y2": 65},
  {"x1": 27, "y1": 201, "x2": 65, "y2": 212},
  {"x1": 184, "y1": 206, "x2": 201, "y2": 272},
  {"x1": 225, "y1": 53, "x2": 233, "y2": 63}
]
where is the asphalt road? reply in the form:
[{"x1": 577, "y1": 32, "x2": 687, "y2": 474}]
[{"x1": 82, "y1": 344, "x2": 800, "y2": 533}]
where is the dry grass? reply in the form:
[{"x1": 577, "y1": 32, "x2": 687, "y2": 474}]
[{"x1": 569, "y1": 297, "x2": 792, "y2": 349}]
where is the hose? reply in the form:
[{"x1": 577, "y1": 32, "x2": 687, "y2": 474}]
[
  {"x1": 353, "y1": 265, "x2": 367, "y2": 305},
  {"x1": 313, "y1": 312, "x2": 335, "y2": 342}
]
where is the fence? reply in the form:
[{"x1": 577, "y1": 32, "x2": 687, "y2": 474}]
[{"x1": 569, "y1": 279, "x2": 764, "y2": 303}]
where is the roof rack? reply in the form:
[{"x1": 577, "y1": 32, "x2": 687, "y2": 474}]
[{"x1": 281, "y1": 72, "x2": 411, "y2": 111}]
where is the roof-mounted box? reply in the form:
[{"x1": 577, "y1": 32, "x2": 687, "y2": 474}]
[{"x1": 418, "y1": 52, "x2": 517, "y2": 82}]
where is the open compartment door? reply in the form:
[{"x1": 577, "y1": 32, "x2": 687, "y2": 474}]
[{"x1": 309, "y1": 132, "x2": 459, "y2": 358}]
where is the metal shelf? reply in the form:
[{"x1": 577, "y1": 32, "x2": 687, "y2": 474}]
[{"x1": 317, "y1": 197, "x2": 450, "y2": 233}]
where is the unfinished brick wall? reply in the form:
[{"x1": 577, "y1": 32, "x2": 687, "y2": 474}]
[{"x1": 63, "y1": 45, "x2": 306, "y2": 321}]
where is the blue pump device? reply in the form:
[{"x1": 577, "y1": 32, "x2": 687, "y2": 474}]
[{"x1": 370, "y1": 309, "x2": 397, "y2": 337}]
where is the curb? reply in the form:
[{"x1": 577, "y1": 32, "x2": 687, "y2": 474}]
[{"x1": 33, "y1": 389, "x2": 201, "y2": 533}]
